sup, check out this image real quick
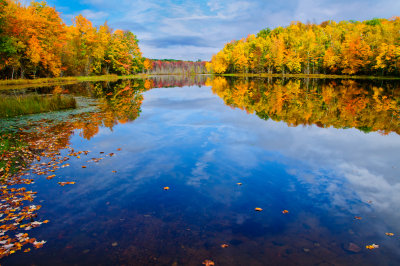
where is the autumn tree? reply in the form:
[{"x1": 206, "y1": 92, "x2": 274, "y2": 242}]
[
  {"x1": 104, "y1": 30, "x2": 143, "y2": 75},
  {"x1": 143, "y1": 58, "x2": 153, "y2": 73},
  {"x1": 0, "y1": 1, "x2": 144, "y2": 79}
]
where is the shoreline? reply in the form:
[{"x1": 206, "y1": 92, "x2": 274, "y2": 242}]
[
  {"x1": 0, "y1": 73, "x2": 213, "y2": 90},
  {"x1": 219, "y1": 73, "x2": 400, "y2": 80},
  {"x1": 1, "y1": 72, "x2": 399, "y2": 90}
]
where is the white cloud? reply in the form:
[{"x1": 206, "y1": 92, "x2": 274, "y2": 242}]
[{"x1": 80, "y1": 9, "x2": 109, "y2": 21}]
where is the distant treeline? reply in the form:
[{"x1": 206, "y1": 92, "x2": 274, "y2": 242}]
[
  {"x1": 0, "y1": 0, "x2": 143, "y2": 79},
  {"x1": 207, "y1": 17, "x2": 400, "y2": 76},
  {"x1": 144, "y1": 59, "x2": 208, "y2": 75}
]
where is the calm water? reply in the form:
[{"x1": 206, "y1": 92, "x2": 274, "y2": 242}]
[{"x1": 1, "y1": 76, "x2": 400, "y2": 265}]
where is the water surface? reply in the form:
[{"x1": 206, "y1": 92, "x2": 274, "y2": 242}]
[{"x1": 1, "y1": 76, "x2": 400, "y2": 265}]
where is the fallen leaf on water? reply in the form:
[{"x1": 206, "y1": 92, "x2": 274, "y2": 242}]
[
  {"x1": 366, "y1": 244, "x2": 379, "y2": 250},
  {"x1": 112, "y1": 242, "x2": 118, "y2": 247},
  {"x1": 46, "y1": 174, "x2": 56, "y2": 180},
  {"x1": 163, "y1": 187, "x2": 170, "y2": 190},
  {"x1": 202, "y1": 260, "x2": 215, "y2": 266},
  {"x1": 109, "y1": 153, "x2": 115, "y2": 157},
  {"x1": 385, "y1": 233, "x2": 394, "y2": 236},
  {"x1": 23, "y1": 248, "x2": 31, "y2": 253},
  {"x1": 236, "y1": 182, "x2": 242, "y2": 186},
  {"x1": 81, "y1": 166, "x2": 87, "y2": 168},
  {"x1": 58, "y1": 182, "x2": 76, "y2": 186},
  {"x1": 117, "y1": 148, "x2": 122, "y2": 151},
  {"x1": 282, "y1": 210, "x2": 289, "y2": 214},
  {"x1": 112, "y1": 171, "x2": 117, "y2": 173},
  {"x1": 354, "y1": 216, "x2": 362, "y2": 220},
  {"x1": 33, "y1": 240, "x2": 46, "y2": 249},
  {"x1": 221, "y1": 244, "x2": 229, "y2": 248},
  {"x1": 255, "y1": 207, "x2": 263, "y2": 212}
]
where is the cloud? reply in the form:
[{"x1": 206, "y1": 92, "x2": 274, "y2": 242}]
[
  {"x1": 79, "y1": 9, "x2": 108, "y2": 21},
  {"x1": 144, "y1": 36, "x2": 213, "y2": 48}
]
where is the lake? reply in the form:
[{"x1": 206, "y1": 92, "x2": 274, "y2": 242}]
[{"x1": 1, "y1": 76, "x2": 400, "y2": 265}]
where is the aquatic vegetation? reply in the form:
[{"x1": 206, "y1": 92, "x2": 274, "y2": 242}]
[
  {"x1": 0, "y1": 94, "x2": 76, "y2": 118},
  {"x1": 0, "y1": 134, "x2": 28, "y2": 179}
]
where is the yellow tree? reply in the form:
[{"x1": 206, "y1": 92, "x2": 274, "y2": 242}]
[
  {"x1": 209, "y1": 50, "x2": 229, "y2": 74},
  {"x1": 341, "y1": 34, "x2": 373, "y2": 74},
  {"x1": 143, "y1": 58, "x2": 152, "y2": 73}
]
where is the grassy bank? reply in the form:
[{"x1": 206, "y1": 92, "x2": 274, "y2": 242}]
[
  {"x1": 0, "y1": 94, "x2": 77, "y2": 118},
  {"x1": 0, "y1": 74, "x2": 150, "y2": 88},
  {"x1": 220, "y1": 73, "x2": 400, "y2": 80}
]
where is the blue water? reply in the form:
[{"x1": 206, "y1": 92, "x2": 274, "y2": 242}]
[{"x1": 1, "y1": 78, "x2": 400, "y2": 265}]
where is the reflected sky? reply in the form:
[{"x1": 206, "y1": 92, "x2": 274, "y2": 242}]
[{"x1": 2, "y1": 79, "x2": 400, "y2": 265}]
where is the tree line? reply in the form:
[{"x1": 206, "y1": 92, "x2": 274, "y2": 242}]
[
  {"x1": 207, "y1": 17, "x2": 400, "y2": 76},
  {"x1": 144, "y1": 59, "x2": 208, "y2": 75},
  {"x1": 0, "y1": 0, "x2": 143, "y2": 79}
]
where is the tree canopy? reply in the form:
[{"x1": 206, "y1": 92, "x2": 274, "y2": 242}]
[
  {"x1": 0, "y1": 0, "x2": 143, "y2": 79},
  {"x1": 207, "y1": 18, "x2": 400, "y2": 76}
]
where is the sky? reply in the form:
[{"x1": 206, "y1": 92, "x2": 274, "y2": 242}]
[{"x1": 39, "y1": 0, "x2": 400, "y2": 61}]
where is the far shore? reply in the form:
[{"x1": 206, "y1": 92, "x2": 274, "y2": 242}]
[
  {"x1": 1, "y1": 72, "x2": 399, "y2": 90},
  {"x1": 220, "y1": 73, "x2": 400, "y2": 80}
]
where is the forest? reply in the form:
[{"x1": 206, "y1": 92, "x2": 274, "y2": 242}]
[
  {"x1": 2, "y1": 0, "x2": 399, "y2": 79},
  {"x1": 207, "y1": 17, "x2": 400, "y2": 76},
  {"x1": 0, "y1": 0, "x2": 144, "y2": 79},
  {"x1": 144, "y1": 59, "x2": 208, "y2": 75}
]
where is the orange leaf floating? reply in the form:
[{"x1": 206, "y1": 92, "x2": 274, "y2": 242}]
[
  {"x1": 255, "y1": 207, "x2": 263, "y2": 212},
  {"x1": 58, "y1": 182, "x2": 76, "y2": 186},
  {"x1": 354, "y1": 216, "x2": 362, "y2": 220},
  {"x1": 112, "y1": 171, "x2": 117, "y2": 173},
  {"x1": 385, "y1": 233, "x2": 394, "y2": 236},
  {"x1": 163, "y1": 187, "x2": 170, "y2": 190},
  {"x1": 33, "y1": 240, "x2": 46, "y2": 249},
  {"x1": 236, "y1": 182, "x2": 242, "y2": 186},
  {"x1": 82, "y1": 166, "x2": 87, "y2": 168},
  {"x1": 202, "y1": 260, "x2": 215, "y2": 266},
  {"x1": 282, "y1": 210, "x2": 289, "y2": 214},
  {"x1": 221, "y1": 244, "x2": 229, "y2": 248},
  {"x1": 23, "y1": 248, "x2": 31, "y2": 253},
  {"x1": 366, "y1": 244, "x2": 379, "y2": 250},
  {"x1": 117, "y1": 148, "x2": 122, "y2": 151},
  {"x1": 46, "y1": 174, "x2": 56, "y2": 180}
]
